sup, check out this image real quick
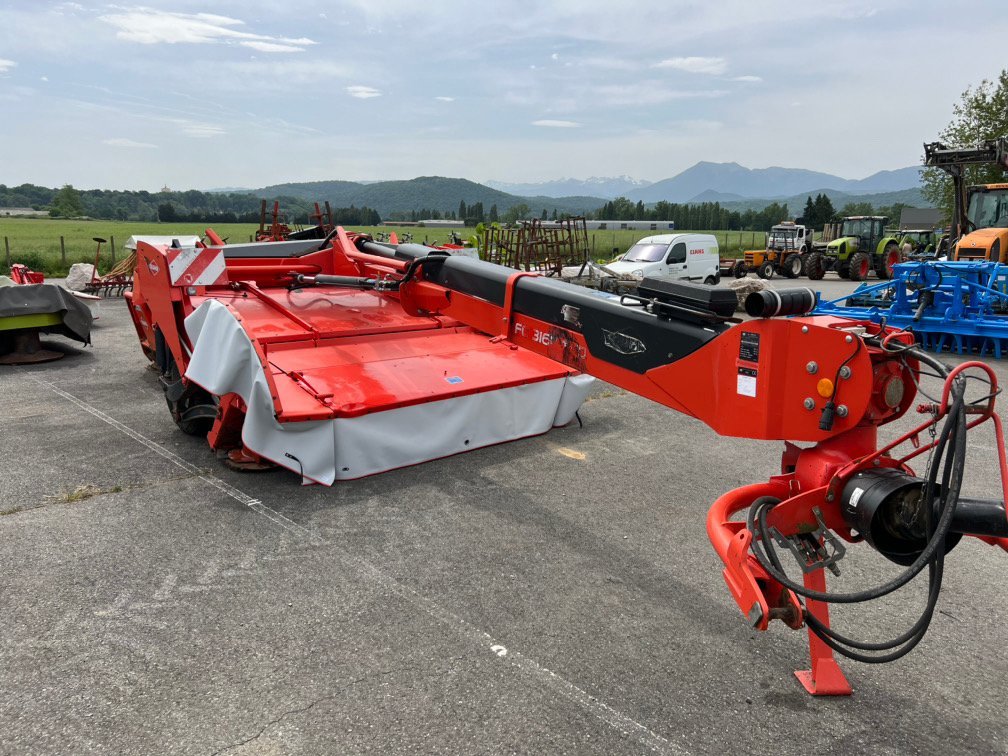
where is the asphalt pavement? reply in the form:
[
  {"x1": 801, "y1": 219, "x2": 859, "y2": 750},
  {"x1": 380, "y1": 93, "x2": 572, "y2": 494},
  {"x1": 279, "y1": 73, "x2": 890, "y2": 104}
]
[{"x1": 1, "y1": 271, "x2": 1006, "y2": 755}]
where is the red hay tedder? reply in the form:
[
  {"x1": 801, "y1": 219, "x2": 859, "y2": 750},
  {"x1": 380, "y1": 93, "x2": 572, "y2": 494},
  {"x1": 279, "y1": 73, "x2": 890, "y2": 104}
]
[{"x1": 125, "y1": 227, "x2": 1008, "y2": 696}]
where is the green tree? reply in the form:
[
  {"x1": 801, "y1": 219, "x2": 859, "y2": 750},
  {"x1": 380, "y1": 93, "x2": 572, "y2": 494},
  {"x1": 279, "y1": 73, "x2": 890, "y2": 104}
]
[
  {"x1": 922, "y1": 70, "x2": 1008, "y2": 221},
  {"x1": 813, "y1": 193, "x2": 836, "y2": 227},
  {"x1": 49, "y1": 184, "x2": 83, "y2": 217},
  {"x1": 489, "y1": 204, "x2": 499, "y2": 222},
  {"x1": 502, "y1": 203, "x2": 530, "y2": 224},
  {"x1": 802, "y1": 196, "x2": 816, "y2": 226},
  {"x1": 839, "y1": 201, "x2": 875, "y2": 217}
]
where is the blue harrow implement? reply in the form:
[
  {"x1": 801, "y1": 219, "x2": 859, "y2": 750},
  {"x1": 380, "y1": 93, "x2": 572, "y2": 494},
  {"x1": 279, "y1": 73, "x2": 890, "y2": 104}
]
[{"x1": 813, "y1": 260, "x2": 1008, "y2": 357}]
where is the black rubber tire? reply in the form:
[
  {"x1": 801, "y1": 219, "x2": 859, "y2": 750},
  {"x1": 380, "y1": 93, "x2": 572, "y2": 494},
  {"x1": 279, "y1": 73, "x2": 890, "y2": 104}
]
[
  {"x1": 732, "y1": 261, "x2": 747, "y2": 278},
  {"x1": 804, "y1": 252, "x2": 826, "y2": 280},
  {"x1": 783, "y1": 254, "x2": 802, "y2": 278},
  {"x1": 758, "y1": 260, "x2": 775, "y2": 279},
  {"x1": 162, "y1": 358, "x2": 215, "y2": 437},
  {"x1": 848, "y1": 251, "x2": 870, "y2": 281},
  {"x1": 875, "y1": 242, "x2": 901, "y2": 279},
  {"x1": 704, "y1": 276, "x2": 716, "y2": 286}
]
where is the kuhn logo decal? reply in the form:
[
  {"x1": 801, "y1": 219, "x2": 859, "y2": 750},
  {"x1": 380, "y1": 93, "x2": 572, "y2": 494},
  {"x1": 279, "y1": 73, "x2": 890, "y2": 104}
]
[{"x1": 603, "y1": 329, "x2": 646, "y2": 355}]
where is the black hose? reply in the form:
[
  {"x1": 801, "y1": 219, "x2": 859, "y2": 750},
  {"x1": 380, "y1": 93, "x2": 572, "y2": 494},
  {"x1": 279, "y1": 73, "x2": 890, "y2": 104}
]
[
  {"x1": 748, "y1": 378, "x2": 965, "y2": 603},
  {"x1": 746, "y1": 344, "x2": 970, "y2": 663}
]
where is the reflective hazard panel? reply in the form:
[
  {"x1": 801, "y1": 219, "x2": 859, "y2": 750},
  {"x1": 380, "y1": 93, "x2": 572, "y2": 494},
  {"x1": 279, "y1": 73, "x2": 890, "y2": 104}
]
[{"x1": 167, "y1": 246, "x2": 227, "y2": 287}]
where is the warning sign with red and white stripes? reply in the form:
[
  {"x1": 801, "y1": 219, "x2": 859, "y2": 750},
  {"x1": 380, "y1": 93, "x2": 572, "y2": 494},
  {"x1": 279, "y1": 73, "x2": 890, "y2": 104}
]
[{"x1": 167, "y1": 246, "x2": 227, "y2": 287}]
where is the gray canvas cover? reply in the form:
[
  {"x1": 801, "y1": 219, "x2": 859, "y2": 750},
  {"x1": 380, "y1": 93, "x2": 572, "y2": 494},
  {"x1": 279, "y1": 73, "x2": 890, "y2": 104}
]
[{"x1": 0, "y1": 283, "x2": 94, "y2": 345}]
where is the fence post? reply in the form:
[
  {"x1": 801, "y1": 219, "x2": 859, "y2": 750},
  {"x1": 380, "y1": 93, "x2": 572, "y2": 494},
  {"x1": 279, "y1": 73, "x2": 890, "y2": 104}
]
[
  {"x1": 60, "y1": 236, "x2": 66, "y2": 267},
  {"x1": 3, "y1": 236, "x2": 9, "y2": 268},
  {"x1": 110, "y1": 234, "x2": 116, "y2": 265}
]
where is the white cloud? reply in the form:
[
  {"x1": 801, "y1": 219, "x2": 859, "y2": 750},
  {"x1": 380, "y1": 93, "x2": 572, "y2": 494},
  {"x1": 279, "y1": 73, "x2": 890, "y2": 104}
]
[
  {"x1": 99, "y1": 9, "x2": 316, "y2": 52},
  {"x1": 732, "y1": 75, "x2": 762, "y2": 83},
  {"x1": 435, "y1": 96, "x2": 455, "y2": 102},
  {"x1": 103, "y1": 137, "x2": 157, "y2": 149},
  {"x1": 240, "y1": 41, "x2": 306, "y2": 54},
  {"x1": 654, "y1": 56, "x2": 727, "y2": 75},
  {"x1": 551, "y1": 52, "x2": 559, "y2": 61},
  {"x1": 40, "y1": 75, "x2": 49, "y2": 82},
  {"x1": 0, "y1": 59, "x2": 16, "y2": 74},
  {"x1": 347, "y1": 85, "x2": 381, "y2": 99},
  {"x1": 179, "y1": 123, "x2": 226, "y2": 138},
  {"x1": 532, "y1": 120, "x2": 581, "y2": 128}
]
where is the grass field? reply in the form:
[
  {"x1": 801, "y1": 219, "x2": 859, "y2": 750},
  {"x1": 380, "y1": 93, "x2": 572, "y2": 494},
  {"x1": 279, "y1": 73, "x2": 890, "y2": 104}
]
[{"x1": 0, "y1": 218, "x2": 768, "y2": 275}]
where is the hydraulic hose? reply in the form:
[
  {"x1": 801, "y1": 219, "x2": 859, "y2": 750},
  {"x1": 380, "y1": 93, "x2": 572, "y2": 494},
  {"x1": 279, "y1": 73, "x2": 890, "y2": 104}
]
[{"x1": 746, "y1": 342, "x2": 970, "y2": 663}]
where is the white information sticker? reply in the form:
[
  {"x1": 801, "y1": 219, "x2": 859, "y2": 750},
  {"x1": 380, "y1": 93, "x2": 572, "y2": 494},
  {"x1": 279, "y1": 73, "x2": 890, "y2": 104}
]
[{"x1": 737, "y1": 373, "x2": 757, "y2": 397}]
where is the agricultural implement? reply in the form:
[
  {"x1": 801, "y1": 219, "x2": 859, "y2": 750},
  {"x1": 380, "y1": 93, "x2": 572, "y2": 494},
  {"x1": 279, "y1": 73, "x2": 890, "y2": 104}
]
[
  {"x1": 811, "y1": 138, "x2": 1008, "y2": 355},
  {"x1": 83, "y1": 237, "x2": 135, "y2": 297},
  {"x1": 127, "y1": 229, "x2": 1008, "y2": 696},
  {"x1": 814, "y1": 260, "x2": 1008, "y2": 356},
  {"x1": 257, "y1": 200, "x2": 336, "y2": 242},
  {"x1": 483, "y1": 216, "x2": 589, "y2": 274},
  {"x1": 1, "y1": 264, "x2": 92, "y2": 364}
]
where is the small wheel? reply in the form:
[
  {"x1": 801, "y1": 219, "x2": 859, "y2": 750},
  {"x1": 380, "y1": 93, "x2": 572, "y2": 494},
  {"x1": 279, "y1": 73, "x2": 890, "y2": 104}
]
[
  {"x1": 704, "y1": 276, "x2": 716, "y2": 286},
  {"x1": 732, "y1": 261, "x2": 747, "y2": 278},
  {"x1": 758, "y1": 260, "x2": 775, "y2": 279},
  {"x1": 162, "y1": 361, "x2": 215, "y2": 436}
]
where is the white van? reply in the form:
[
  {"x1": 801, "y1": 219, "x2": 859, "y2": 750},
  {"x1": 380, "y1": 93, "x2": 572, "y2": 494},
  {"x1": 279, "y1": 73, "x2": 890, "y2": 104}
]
[{"x1": 605, "y1": 233, "x2": 721, "y2": 285}]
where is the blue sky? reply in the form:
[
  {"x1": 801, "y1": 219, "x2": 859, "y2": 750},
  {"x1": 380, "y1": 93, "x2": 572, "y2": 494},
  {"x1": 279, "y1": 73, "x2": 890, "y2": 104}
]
[{"x1": 1, "y1": 1, "x2": 1006, "y2": 191}]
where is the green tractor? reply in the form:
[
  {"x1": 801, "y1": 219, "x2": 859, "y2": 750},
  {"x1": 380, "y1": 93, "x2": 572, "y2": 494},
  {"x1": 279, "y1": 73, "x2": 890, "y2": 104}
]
[
  {"x1": 898, "y1": 229, "x2": 940, "y2": 261},
  {"x1": 805, "y1": 216, "x2": 902, "y2": 281}
]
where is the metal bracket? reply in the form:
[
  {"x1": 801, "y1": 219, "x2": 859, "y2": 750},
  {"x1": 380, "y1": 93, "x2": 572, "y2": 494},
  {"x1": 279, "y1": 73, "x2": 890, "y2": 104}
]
[{"x1": 770, "y1": 507, "x2": 846, "y2": 576}]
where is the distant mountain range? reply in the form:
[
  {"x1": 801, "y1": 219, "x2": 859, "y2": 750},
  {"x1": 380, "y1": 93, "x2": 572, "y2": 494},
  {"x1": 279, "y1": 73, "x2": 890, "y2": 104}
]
[
  {"x1": 485, "y1": 176, "x2": 652, "y2": 200},
  {"x1": 245, "y1": 160, "x2": 928, "y2": 217},
  {"x1": 715, "y1": 187, "x2": 926, "y2": 213},
  {"x1": 623, "y1": 162, "x2": 924, "y2": 204},
  {"x1": 254, "y1": 177, "x2": 604, "y2": 217}
]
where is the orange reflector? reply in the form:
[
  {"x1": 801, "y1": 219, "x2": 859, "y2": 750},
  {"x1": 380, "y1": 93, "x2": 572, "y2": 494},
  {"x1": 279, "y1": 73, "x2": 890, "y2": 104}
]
[{"x1": 817, "y1": 378, "x2": 834, "y2": 398}]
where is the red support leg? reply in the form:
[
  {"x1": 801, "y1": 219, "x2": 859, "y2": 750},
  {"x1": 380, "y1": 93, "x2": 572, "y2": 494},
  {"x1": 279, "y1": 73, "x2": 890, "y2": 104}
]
[{"x1": 794, "y1": 568, "x2": 853, "y2": 696}]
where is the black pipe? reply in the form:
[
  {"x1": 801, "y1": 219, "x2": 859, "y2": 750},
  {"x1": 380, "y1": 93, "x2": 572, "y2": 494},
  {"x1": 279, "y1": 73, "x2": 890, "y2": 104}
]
[
  {"x1": 357, "y1": 240, "x2": 399, "y2": 259},
  {"x1": 951, "y1": 497, "x2": 1008, "y2": 539},
  {"x1": 299, "y1": 274, "x2": 377, "y2": 290},
  {"x1": 744, "y1": 287, "x2": 817, "y2": 318}
]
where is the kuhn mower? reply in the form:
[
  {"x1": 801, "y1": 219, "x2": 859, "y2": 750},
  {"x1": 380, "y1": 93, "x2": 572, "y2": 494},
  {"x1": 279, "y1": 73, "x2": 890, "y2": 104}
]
[
  {"x1": 126, "y1": 228, "x2": 1008, "y2": 696},
  {"x1": 1, "y1": 263, "x2": 93, "y2": 364}
]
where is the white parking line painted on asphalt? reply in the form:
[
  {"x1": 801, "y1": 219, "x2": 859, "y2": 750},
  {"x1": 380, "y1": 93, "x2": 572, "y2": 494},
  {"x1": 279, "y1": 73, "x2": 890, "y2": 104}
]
[{"x1": 36, "y1": 378, "x2": 685, "y2": 754}]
